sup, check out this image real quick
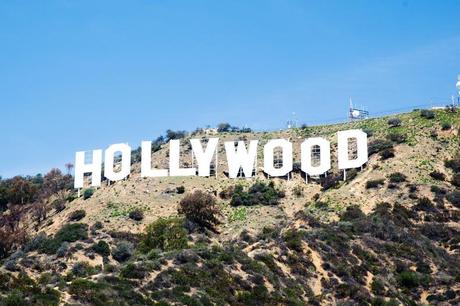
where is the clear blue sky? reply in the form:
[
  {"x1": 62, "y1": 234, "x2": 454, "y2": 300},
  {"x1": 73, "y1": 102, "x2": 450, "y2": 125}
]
[{"x1": 1, "y1": 0, "x2": 459, "y2": 178}]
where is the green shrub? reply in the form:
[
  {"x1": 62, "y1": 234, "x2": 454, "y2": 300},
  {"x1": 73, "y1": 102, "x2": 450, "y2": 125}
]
[
  {"x1": 55, "y1": 223, "x2": 88, "y2": 243},
  {"x1": 92, "y1": 241, "x2": 110, "y2": 257},
  {"x1": 414, "y1": 197, "x2": 435, "y2": 212},
  {"x1": 446, "y1": 191, "x2": 460, "y2": 207},
  {"x1": 429, "y1": 171, "x2": 445, "y2": 181},
  {"x1": 68, "y1": 210, "x2": 86, "y2": 221},
  {"x1": 83, "y1": 188, "x2": 94, "y2": 200},
  {"x1": 397, "y1": 271, "x2": 420, "y2": 288},
  {"x1": 230, "y1": 181, "x2": 284, "y2": 206},
  {"x1": 283, "y1": 229, "x2": 304, "y2": 252},
  {"x1": 53, "y1": 199, "x2": 66, "y2": 212},
  {"x1": 178, "y1": 190, "x2": 221, "y2": 231},
  {"x1": 371, "y1": 278, "x2": 385, "y2": 295},
  {"x1": 368, "y1": 139, "x2": 393, "y2": 155},
  {"x1": 138, "y1": 217, "x2": 188, "y2": 253},
  {"x1": 379, "y1": 148, "x2": 395, "y2": 160},
  {"x1": 2, "y1": 290, "x2": 25, "y2": 306},
  {"x1": 176, "y1": 186, "x2": 185, "y2": 194},
  {"x1": 387, "y1": 132, "x2": 406, "y2": 143},
  {"x1": 120, "y1": 263, "x2": 148, "y2": 279},
  {"x1": 388, "y1": 172, "x2": 407, "y2": 183},
  {"x1": 40, "y1": 223, "x2": 88, "y2": 254},
  {"x1": 71, "y1": 262, "x2": 97, "y2": 278},
  {"x1": 441, "y1": 122, "x2": 452, "y2": 130},
  {"x1": 420, "y1": 109, "x2": 435, "y2": 119},
  {"x1": 128, "y1": 209, "x2": 144, "y2": 221},
  {"x1": 366, "y1": 179, "x2": 385, "y2": 189},
  {"x1": 112, "y1": 241, "x2": 134, "y2": 263},
  {"x1": 340, "y1": 205, "x2": 365, "y2": 222},
  {"x1": 387, "y1": 118, "x2": 401, "y2": 127}
]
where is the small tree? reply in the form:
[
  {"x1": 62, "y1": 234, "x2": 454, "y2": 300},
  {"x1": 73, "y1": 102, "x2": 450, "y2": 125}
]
[{"x1": 178, "y1": 190, "x2": 221, "y2": 232}]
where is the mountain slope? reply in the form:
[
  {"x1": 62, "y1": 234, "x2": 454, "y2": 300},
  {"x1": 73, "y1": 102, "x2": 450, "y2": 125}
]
[{"x1": 0, "y1": 108, "x2": 459, "y2": 305}]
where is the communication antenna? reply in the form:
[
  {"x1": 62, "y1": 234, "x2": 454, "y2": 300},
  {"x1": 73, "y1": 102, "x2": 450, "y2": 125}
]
[
  {"x1": 456, "y1": 75, "x2": 460, "y2": 106},
  {"x1": 348, "y1": 98, "x2": 369, "y2": 121}
]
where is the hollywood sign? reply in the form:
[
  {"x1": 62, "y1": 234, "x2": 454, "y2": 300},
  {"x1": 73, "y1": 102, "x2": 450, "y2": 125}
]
[{"x1": 74, "y1": 129, "x2": 368, "y2": 189}]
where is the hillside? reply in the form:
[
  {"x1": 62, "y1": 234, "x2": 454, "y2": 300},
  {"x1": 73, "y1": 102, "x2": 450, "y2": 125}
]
[{"x1": 0, "y1": 108, "x2": 459, "y2": 305}]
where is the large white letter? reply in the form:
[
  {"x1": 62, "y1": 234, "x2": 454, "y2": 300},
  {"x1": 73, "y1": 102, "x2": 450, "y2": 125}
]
[
  {"x1": 337, "y1": 129, "x2": 368, "y2": 169},
  {"x1": 190, "y1": 138, "x2": 219, "y2": 176},
  {"x1": 263, "y1": 139, "x2": 293, "y2": 177},
  {"x1": 169, "y1": 139, "x2": 197, "y2": 176},
  {"x1": 301, "y1": 137, "x2": 331, "y2": 176},
  {"x1": 74, "y1": 150, "x2": 102, "y2": 188},
  {"x1": 104, "y1": 143, "x2": 132, "y2": 181},
  {"x1": 224, "y1": 140, "x2": 258, "y2": 178},
  {"x1": 141, "y1": 141, "x2": 168, "y2": 177}
]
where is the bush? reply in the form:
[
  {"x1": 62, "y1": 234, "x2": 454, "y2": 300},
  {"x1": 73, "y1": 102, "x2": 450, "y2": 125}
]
[
  {"x1": 68, "y1": 210, "x2": 86, "y2": 222},
  {"x1": 387, "y1": 132, "x2": 406, "y2": 143},
  {"x1": 398, "y1": 271, "x2": 420, "y2": 288},
  {"x1": 55, "y1": 223, "x2": 88, "y2": 243},
  {"x1": 445, "y1": 158, "x2": 460, "y2": 173},
  {"x1": 71, "y1": 262, "x2": 96, "y2": 278},
  {"x1": 366, "y1": 179, "x2": 385, "y2": 189},
  {"x1": 388, "y1": 172, "x2": 407, "y2": 183},
  {"x1": 120, "y1": 263, "x2": 148, "y2": 279},
  {"x1": 83, "y1": 188, "x2": 94, "y2": 200},
  {"x1": 441, "y1": 122, "x2": 452, "y2": 130},
  {"x1": 128, "y1": 209, "x2": 144, "y2": 221},
  {"x1": 176, "y1": 186, "x2": 185, "y2": 194},
  {"x1": 414, "y1": 197, "x2": 435, "y2": 212},
  {"x1": 368, "y1": 139, "x2": 393, "y2": 155},
  {"x1": 451, "y1": 174, "x2": 460, "y2": 187},
  {"x1": 371, "y1": 278, "x2": 385, "y2": 295},
  {"x1": 112, "y1": 241, "x2": 134, "y2": 262},
  {"x1": 40, "y1": 223, "x2": 88, "y2": 254},
  {"x1": 230, "y1": 181, "x2": 284, "y2": 206},
  {"x1": 446, "y1": 191, "x2": 460, "y2": 207},
  {"x1": 362, "y1": 128, "x2": 374, "y2": 137},
  {"x1": 91, "y1": 241, "x2": 110, "y2": 257},
  {"x1": 340, "y1": 206, "x2": 365, "y2": 222},
  {"x1": 53, "y1": 199, "x2": 66, "y2": 212},
  {"x1": 178, "y1": 190, "x2": 221, "y2": 231},
  {"x1": 56, "y1": 242, "x2": 69, "y2": 257},
  {"x1": 387, "y1": 118, "x2": 402, "y2": 127},
  {"x1": 138, "y1": 217, "x2": 188, "y2": 253},
  {"x1": 420, "y1": 109, "x2": 435, "y2": 119},
  {"x1": 379, "y1": 148, "x2": 395, "y2": 160},
  {"x1": 429, "y1": 171, "x2": 445, "y2": 181},
  {"x1": 219, "y1": 186, "x2": 234, "y2": 199}
]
